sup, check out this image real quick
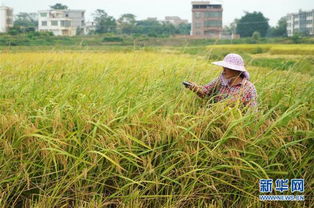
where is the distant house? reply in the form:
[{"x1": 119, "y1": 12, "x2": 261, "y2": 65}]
[
  {"x1": 164, "y1": 16, "x2": 188, "y2": 26},
  {"x1": 38, "y1": 9, "x2": 85, "y2": 36},
  {"x1": 0, "y1": 6, "x2": 13, "y2": 33},
  {"x1": 286, "y1": 9, "x2": 314, "y2": 36},
  {"x1": 146, "y1": 17, "x2": 159, "y2": 22}
]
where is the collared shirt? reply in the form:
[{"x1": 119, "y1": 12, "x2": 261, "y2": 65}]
[{"x1": 201, "y1": 74, "x2": 258, "y2": 108}]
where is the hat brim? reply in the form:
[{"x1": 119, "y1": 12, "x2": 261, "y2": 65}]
[{"x1": 212, "y1": 61, "x2": 247, "y2": 72}]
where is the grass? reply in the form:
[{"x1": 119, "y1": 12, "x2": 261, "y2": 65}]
[{"x1": 0, "y1": 48, "x2": 313, "y2": 207}]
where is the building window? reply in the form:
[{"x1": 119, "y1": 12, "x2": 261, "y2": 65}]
[
  {"x1": 194, "y1": 22, "x2": 202, "y2": 29},
  {"x1": 82, "y1": 12, "x2": 84, "y2": 18},
  {"x1": 204, "y1": 12, "x2": 222, "y2": 18},
  {"x1": 42, "y1": 21, "x2": 47, "y2": 26},
  {"x1": 81, "y1": 20, "x2": 85, "y2": 26},
  {"x1": 204, "y1": 20, "x2": 222, "y2": 27},
  {"x1": 7, "y1": 10, "x2": 13, "y2": 16},
  {"x1": 40, "y1": 13, "x2": 47, "y2": 17},
  {"x1": 194, "y1": 12, "x2": 202, "y2": 19},
  {"x1": 51, "y1": 20, "x2": 58, "y2": 26},
  {"x1": 61, "y1": 20, "x2": 71, "y2": 27},
  {"x1": 193, "y1": 4, "x2": 221, "y2": 9},
  {"x1": 6, "y1": 18, "x2": 13, "y2": 25}
]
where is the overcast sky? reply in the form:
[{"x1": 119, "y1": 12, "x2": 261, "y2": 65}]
[{"x1": 2, "y1": 0, "x2": 314, "y2": 26}]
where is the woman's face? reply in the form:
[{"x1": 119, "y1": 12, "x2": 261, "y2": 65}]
[{"x1": 222, "y1": 67, "x2": 240, "y2": 79}]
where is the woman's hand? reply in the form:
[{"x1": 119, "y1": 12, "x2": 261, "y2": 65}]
[
  {"x1": 186, "y1": 81, "x2": 199, "y2": 91},
  {"x1": 186, "y1": 82, "x2": 206, "y2": 98}
]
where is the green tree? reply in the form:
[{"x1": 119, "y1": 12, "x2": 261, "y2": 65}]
[
  {"x1": 93, "y1": 9, "x2": 117, "y2": 33},
  {"x1": 161, "y1": 22, "x2": 176, "y2": 36},
  {"x1": 236, "y1": 11, "x2": 269, "y2": 37},
  {"x1": 135, "y1": 19, "x2": 162, "y2": 36},
  {"x1": 176, "y1": 23, "x2": 191, "y2": 35},
  {"x1": 14, "y1": 12, "x2": 38, "y2": 33},
  {"x1": 50, "y1": 3, "x2": 68, "y2": 10},
  {"x1": 276, "y1": 17, "x2": 287, "y2": 36},
  {"x1": 134, "y1": 19, "x2": 176, "y2": 37},
  {"x1": 117, "y1": 13, "x2": 137, "y2": 34},
  {"x1": 267, "y1": 17, "x2": 287, "y2": 37},
  {"x1": 291, "y1": 33, "x2": 301, "y2": 43}
]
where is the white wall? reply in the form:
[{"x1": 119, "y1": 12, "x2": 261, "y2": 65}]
[
  {"x1": 0, "y1": 7, "x2": 13, "y2": 33},
  {"x1": 0, "y1": 9, "x2": 6, "y2": 33}
]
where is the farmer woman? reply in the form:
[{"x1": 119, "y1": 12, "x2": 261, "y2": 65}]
[{"x1": 185, "y1": 53, "x2": 257, "y2": 109}]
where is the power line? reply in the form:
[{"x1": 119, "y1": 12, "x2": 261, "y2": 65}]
[{"x1": 235, "y1": 20, "x2": 270, "y2": 25}]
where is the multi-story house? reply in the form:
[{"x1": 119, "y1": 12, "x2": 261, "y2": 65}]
[
  {"x1": 286, "y1": 9, "x2": 314, "y2": 36},
  {"x1": 38, "y1": 9, "x2": 85, "y2": 36},
  {"x1": 191, "y1": 1, "x2": 223, "y2": 38}
]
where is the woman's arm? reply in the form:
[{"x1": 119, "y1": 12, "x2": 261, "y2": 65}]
[
  {"x1": 186, "y1": 82, "x2": 207, "y2": 98},
  {"x1": 187, "y1": 78, "x2": 220, "y2": 99}
]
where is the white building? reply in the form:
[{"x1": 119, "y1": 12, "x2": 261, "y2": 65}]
[
  {"x1": 84, "y1": 21, "x2": 96, "y2": 34},
  {"x1": 0, "y1": 6, "x2": 13, "y2": 33},
  {"x1": 286, "y1": 9, "x2": 314, "y2": 37},
  {"x1": 38, "y1": 9, "x2": 85, "y2": 36}
]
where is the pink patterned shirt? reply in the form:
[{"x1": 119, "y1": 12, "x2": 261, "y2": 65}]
[{"x1": 201, "y1": 74, "x2": 258, "y2": 108}]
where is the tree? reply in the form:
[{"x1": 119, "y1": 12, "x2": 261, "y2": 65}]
[
  {"x1": 93, "y1": 10, "x2": 117, "y2": 33},
  {"x1": 176, "y1": 23, "x2": 191, "y2": 35},
  {"x1": 236, "y1": 11, "x2": 269, "y2": 37},
  {"x1": 161, "y1": 22, "x2": 176, "y2": 36},
  {"x1": 50, "y1": 3, "x2": 68, "y2": 10},
  {"x1": 224, "y1": 19, "x2": 237, "y2": 34},
  {"x1": 276, "y1": 17, "x2": 287, "y2": 37},
  {"x1": 267, "y1": 17, "x2": 287, "y2": 37},
  {"x1": 134, "y1": 19, "x2": 168, "y2": 36},
  {"x1": 291, "y1": 33, "x2": 301, "y2": 43},
  {"x1": 117, "y1": 13, "x2": 137, "y2": 34},
  {"x1": 14, "y1": 12, "x2": 38, "y2": 32},
  {"x1": 10, "y1": 13, "x2": 37, "y2": 34},
  {"x1": 134, "y1": 19, "x2": 160, "y2": 35}
]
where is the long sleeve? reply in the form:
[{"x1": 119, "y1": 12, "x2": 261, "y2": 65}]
[
  {"x1": 201, "y1": 77, "x2": 221, "y2": 97},
  {"x1": 242, "y1": 84, "x2": 258, "y2": 109}
]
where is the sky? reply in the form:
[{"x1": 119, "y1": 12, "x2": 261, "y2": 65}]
[{"x1": 2, "y1": 0, "x2": 314, "y2": 26}]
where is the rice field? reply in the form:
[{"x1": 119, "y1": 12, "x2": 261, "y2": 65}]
[
  {"x1": 207, "y1": 44, "x2": 314, "y2": 55},
  {"x1": 0, "y1": 46, "x2": 313, "y2": 207}
]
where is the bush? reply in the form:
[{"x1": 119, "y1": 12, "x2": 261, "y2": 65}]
[
  {"x1": 102, "y1": 36, "x2": 124, "y2": 42},
  {"x1": 252, "y1": 31, "x2": 261, "y2": 41}
]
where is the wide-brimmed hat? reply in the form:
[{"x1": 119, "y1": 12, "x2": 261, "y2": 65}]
[{"x1": 212, "y1": 53, "x2": 247, "y2": 72}]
